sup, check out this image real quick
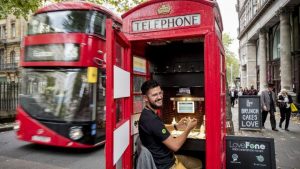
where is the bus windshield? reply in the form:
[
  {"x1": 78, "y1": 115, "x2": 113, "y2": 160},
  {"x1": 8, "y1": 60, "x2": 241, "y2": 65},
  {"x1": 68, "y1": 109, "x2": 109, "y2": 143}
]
[
  {"x1": 28, "y1": 10, "x2": 106, "y2": 36},
  {"x1": 20, "y1": 69, "x2": 93, "y2": 122}
]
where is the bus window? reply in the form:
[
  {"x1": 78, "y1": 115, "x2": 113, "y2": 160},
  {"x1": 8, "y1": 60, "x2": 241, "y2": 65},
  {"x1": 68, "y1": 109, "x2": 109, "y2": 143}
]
[
  {"x1": 19, "y1": 69, "x2": 94, "y2": 122},
  {"x1": 27, "y1": 10, "x2": 90, "y2": 35},
  {"x1": 91, "y1": 12, "x2": 106, "y2": 37}
]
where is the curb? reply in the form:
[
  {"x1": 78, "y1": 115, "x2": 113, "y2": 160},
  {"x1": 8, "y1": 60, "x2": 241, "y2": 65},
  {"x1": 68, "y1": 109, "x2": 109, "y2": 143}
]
[
  {"x1": 0, "y1": 126, "x2": 14, "y2": 132},
  {"x1": 0, "y1": 123, "x2": 15, "y2": 132}
]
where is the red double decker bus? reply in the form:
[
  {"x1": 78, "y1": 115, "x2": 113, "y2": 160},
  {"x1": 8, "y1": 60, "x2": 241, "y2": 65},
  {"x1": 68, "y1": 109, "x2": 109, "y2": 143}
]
[
  {"x1": 16, "y1": 0, "x2": 227, "y2": 168},
  {"x1": 16, "y1": 1, "x2": 121, "y2": 148}
]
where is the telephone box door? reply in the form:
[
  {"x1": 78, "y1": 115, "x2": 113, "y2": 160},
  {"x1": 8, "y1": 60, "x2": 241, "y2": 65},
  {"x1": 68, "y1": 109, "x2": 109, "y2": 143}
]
[{"x1": 105, "y1": 19, "x2": 132, "y2": 169}]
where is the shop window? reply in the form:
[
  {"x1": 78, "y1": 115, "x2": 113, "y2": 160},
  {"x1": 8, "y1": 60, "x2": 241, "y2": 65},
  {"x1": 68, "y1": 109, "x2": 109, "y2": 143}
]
[
  {"x1": 272, "y1": 26, "x2": 280, "y2": 60},
  {"x1": 273, "y1": 63, "x2": 280, "y2": 80}
]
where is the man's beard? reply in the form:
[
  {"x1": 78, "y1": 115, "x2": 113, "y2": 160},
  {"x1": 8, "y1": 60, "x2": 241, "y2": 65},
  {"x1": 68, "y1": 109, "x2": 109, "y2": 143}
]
[{"x1": 149, "y1": 99, "x2": 163, "y2": 110}]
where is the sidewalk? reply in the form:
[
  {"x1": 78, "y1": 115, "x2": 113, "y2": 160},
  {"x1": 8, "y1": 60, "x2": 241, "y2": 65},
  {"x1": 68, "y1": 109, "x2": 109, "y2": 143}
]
[
  {"x1": 0, "y1": 122, "x2": 15, "y2": 132},
  {"x1": 231, "y1": 105, "x2": 300, "y2": 169}
]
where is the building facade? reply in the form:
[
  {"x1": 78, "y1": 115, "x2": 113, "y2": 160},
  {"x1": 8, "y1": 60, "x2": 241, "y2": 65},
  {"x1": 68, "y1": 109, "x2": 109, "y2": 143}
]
[
  {"x1": 237, "y1": 0, "x2": 300, "y2": 102},
  {"x1": 0, "y1": 15, "x2": 27, "y2": 83}
]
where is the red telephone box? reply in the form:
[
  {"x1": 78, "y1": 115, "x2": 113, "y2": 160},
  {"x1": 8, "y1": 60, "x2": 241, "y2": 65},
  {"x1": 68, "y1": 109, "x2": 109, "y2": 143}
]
[{"x1": 105, "y1": 0, "x2": 226, "y2": 169}]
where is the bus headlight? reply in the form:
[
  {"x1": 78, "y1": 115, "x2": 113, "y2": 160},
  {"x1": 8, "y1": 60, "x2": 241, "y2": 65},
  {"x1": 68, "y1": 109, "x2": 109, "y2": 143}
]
[
  {"x1": 14, "y1": 120, "x2": 20, "y2": 130},
  {"x1": 69, "y1": 126, "x2": 83, "y2": 140}
]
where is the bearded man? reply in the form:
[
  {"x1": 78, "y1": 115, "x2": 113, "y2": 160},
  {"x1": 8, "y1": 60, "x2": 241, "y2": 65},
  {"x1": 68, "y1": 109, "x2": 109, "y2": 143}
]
[{"x1": 138, "y1": 80, "x2": 202, "y2": 169}]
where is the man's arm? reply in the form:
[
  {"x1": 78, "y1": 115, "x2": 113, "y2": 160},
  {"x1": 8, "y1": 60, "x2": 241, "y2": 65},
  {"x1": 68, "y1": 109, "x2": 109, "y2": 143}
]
[
  {"x1": 162, "y1": 118, "x2": 197, "y2": 152},
  {"x1": 165, "y1": 117, "x2": 188, "y2": 131}
]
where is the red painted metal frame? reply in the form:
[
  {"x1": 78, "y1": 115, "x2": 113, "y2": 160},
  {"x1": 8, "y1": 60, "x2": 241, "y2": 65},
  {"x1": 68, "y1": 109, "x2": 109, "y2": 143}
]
[
  {"x1": 105, "y1": 19, "x2": 132, "y2": 169},
  {"x1": 122, "y1": 0, "x2": 226, "y2": 168}
]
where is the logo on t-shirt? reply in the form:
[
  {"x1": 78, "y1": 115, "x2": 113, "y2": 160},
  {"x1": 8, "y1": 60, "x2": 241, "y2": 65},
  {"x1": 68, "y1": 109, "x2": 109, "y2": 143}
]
[{"x1": 162, "y1": 129, "x2": 167, "y2": 134}]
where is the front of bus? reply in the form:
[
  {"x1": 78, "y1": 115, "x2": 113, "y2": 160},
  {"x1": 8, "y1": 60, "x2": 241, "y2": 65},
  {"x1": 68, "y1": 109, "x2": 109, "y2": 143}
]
[{"x1": 16, "y1": 2, "x2": 112, "y2": 148}]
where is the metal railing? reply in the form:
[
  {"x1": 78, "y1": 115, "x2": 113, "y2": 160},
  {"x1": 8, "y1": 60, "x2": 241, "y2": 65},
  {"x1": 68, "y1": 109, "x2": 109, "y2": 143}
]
[{"x1": 0, "y1": 82, "x2": 19, "y2": 113}]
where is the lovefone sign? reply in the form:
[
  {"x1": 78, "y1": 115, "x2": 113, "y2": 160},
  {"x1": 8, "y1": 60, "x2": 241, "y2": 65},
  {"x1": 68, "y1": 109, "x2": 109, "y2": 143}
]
[
  {"x1": 132, "y1": 14, "x2": 201, "y2": 32},
  {"x1": 229, "y1": 141, "x2": 266, "y2": 152},
  {"x1": 226, "y1": 136, "x2": 276, "y2": 169}
]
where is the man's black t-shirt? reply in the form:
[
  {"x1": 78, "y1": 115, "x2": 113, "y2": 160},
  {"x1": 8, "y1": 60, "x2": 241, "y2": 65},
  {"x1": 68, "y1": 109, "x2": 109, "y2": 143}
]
[{"x1": 138, "y1": 108, "x2": 175, "y2": 169}]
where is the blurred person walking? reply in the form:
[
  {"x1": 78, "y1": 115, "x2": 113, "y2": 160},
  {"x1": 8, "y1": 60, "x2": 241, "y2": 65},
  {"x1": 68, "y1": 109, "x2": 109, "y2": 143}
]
[
  {"x1": 229, "y1": 88, "x2": 237, "y2": 107},
  {"x1": 278, "y1": 88, "x2": 293, "y2": 131},
  {"x1": 261, "y1": 83, "x2": 278, "y2": 131}
]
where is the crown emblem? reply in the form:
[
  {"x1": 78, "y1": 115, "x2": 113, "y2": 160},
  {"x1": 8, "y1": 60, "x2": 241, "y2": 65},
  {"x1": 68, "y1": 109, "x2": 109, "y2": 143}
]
[{"x1": 157, "y1": 4, "x2": 171, "y2": 15}]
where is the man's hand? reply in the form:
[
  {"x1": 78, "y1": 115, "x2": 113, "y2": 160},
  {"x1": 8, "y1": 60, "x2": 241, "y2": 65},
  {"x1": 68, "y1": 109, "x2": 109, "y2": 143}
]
[
  {"x1": 176, "y1": 117, "x2": 188, "y2": 130},
  {"x1": 163, "y1": 117, "x2": 198, "y2": 152},
  {"x1": 263, "y1": 105, "x2": 267, "y2": 111},
  {"x1": 186, "y1": 117, "x2": 197, "y2": 130}
]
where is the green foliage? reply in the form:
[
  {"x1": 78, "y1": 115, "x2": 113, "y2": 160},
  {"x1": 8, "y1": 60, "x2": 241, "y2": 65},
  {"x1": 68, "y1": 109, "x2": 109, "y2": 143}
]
[
  {"x1": 0, "y1": 0, "x2": 147, "y2": 20},
  {"x1": 105, "y1": 0, "x2": 146, "y2": 12},
  {"x1": 0, "y1": 0, "x2": 41, "y2": 19},
  {"x1": 222, "y1": 33, "x2": 239, "y2": 86}
]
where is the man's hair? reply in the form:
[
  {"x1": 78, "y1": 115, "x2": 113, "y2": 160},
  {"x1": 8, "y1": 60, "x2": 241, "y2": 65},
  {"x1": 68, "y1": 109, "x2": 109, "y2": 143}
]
[
  {"x1": 141, "y1": 80, "x2": 160, "y2": 95},
  {"x1": 267, "y1": 83, "x2": 274, "y2": 88}
]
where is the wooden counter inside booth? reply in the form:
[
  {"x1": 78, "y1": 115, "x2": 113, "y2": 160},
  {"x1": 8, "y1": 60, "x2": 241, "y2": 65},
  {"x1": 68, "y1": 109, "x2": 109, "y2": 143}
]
[
  {"x1": 172, "y1": 133, "x2": 206, "y2": 168},
  {"x1": 180, "y1": 138, "x2": 205, "y2": 152},
  {"x1": 171, "y1": 129, "x2": 205, "y2": 152},
  {"x1": 176, "y1": 138, "x2": 206, "y2": 168}
]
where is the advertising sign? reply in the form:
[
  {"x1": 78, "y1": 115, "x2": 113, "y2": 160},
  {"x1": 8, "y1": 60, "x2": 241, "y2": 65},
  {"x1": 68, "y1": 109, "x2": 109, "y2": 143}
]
[
  {"x1": 133, "y1": 56, "x2": 146, "y2": 74},
  {"x1": 238, "y1": 96, "x2": 261, "y2": 130},
  {"x1": 226, "y1": 136, "x2": 276, "y2": 169}
]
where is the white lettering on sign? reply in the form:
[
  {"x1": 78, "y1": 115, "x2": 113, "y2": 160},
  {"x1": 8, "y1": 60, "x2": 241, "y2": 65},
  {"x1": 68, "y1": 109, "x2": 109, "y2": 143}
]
[
  {"x1": 229, "y1": 141, "x2": 266, "y2": 151},
  {"x1": 132, "y1": 14, "x2": 201, "y2": 32},
  {"x1": 246, "y1": 99, "x2": 253, "y2": 107},
  {"x1": 242, "y1": 120, "x2": 259, "y2": 128},
  {"x1": 241, "y1": 109, "x2": 259, "y2": 114}
]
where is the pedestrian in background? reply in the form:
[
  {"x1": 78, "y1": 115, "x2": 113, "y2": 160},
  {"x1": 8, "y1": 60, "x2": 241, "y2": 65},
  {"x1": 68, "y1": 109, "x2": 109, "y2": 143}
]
[
  {"x1": 260, "y1": 83, "x2": 278, "y2": 131},
  {"x1": 278, "y1": 88, "x2": 293, "y2": 131},
  {"x1": 243, "y1": 87, "x2": 249, "y2": 95},
  {"x1": 238, "y1": 87, "x2": 243, "y2": 97},
  {"x1": 229, "y1": 88, "x2": 237, "y2": 107},
  {"x1": 249, "y1": 85, "x2": 258, "y2": 95}
]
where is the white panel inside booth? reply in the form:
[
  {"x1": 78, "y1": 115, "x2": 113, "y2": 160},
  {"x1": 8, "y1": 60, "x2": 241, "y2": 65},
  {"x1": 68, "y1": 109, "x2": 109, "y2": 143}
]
[
  {"x1": 114, "y1": 65, "x2": 130, "y2": 98},
  {"x1": 113, "y1": 120, "x2": 130, "y2": 165}
]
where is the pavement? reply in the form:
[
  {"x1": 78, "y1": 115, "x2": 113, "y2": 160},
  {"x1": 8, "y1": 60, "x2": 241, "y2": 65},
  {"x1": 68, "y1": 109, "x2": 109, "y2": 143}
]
[
  {"x1": 0, "y1": 122, "x2": 15, "y2": 132},
  {"x1": 231, "y1": 104, "x2": 300, "y2": 169}
]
